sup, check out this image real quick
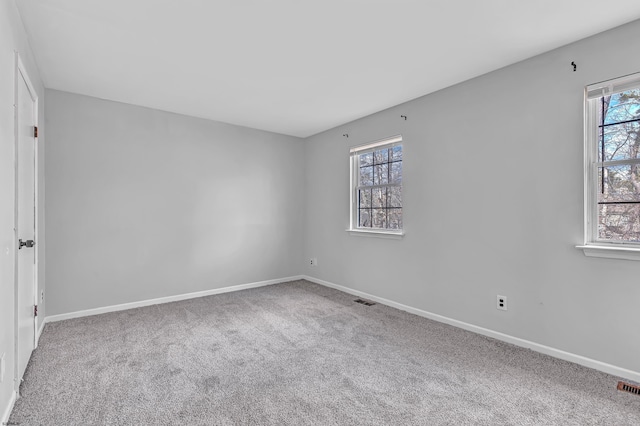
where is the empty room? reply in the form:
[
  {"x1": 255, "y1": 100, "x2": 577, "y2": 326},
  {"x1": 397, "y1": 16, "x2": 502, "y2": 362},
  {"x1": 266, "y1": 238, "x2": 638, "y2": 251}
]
[{"x1": 2, "y1": 0, "x2": 640, "y2": 424}]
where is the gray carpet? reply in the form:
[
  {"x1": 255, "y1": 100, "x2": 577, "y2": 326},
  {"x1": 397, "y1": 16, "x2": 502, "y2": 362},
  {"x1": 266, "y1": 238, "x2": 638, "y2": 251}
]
[{"x1": 9, "y1": 280, "x2": 640, "y2": 425}]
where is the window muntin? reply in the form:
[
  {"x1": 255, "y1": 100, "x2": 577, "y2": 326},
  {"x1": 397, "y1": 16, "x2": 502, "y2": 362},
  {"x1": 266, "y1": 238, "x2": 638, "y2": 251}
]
[
  {"x1": 350, "y1": 136, "x2": 402, "y2": 232},
  {"x1": 586, "y1": 74, "x2": 640, "y2": 245}
]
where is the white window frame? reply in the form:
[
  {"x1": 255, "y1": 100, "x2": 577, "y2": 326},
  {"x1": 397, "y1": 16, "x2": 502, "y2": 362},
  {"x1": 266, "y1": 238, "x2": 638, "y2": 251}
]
[
  {"x1": 347, "y1": 135, "x2": 404, "y2": 238},
  {"x1": 578, "y1": 72, "x2": 640, "y2": 260}
]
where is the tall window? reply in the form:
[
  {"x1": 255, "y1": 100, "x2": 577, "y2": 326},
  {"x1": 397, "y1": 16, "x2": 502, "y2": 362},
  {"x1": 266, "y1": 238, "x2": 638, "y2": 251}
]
[
  {"x1": 584, "y1": 73, "x2": 640, "y2": 247},
  {"x1": 350, "y1": 135, "x2": 403, "y2": 234}
]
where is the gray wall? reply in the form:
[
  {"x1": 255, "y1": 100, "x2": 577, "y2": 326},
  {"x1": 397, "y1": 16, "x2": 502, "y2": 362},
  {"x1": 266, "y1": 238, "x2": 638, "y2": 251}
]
[
  {"x1": 304, "y1": 20, "x2": 640, "y2": 374},
  {"x1": 0, "y1": 0, "x2": 46, "y2": 419},
  {"x1": 39, "y1": 15, "x2": 640, "y2": 384},
  {"x1": 45, "y1": 90, "x2": 305, "y2": 315}
]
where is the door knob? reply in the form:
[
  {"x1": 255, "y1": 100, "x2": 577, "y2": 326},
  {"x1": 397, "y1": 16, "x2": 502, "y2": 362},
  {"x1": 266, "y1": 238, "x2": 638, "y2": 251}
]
[{"x1": 18, "y1": 239, "x2": 35, "y2": 249}]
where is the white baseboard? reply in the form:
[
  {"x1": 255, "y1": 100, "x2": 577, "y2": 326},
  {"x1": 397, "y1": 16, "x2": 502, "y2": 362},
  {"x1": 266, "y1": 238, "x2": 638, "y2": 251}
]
[
  {"x1": 1, "y1": 390, "x2": 17, "y2": 426},
  {"x1": 46, "y1": 275, "x2": 304, "y2": 323},
  {"x1": 302, "y1": 275, "x2": 640, "y2": 383},
  {"x1": 40, "y1": 273, "x2": 640, "y2": 382}
]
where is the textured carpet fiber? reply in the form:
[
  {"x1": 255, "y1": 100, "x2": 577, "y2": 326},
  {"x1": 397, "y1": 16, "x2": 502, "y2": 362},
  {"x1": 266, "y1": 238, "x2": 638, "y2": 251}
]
[{"x1": 9, "y1": 280, "x2": 640, "y2": 425}]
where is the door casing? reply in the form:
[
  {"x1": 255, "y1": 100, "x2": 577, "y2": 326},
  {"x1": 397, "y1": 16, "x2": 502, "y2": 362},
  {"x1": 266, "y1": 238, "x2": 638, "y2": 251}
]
[{"x1": 13, "y1": 52, "x2": 39, "y2": 393}]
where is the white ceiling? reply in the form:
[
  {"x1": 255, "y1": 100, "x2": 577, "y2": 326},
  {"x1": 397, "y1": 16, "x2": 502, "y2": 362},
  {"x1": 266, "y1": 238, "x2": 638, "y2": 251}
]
[{"x1": 15, "y1": 0, "x2": 640, "y2": 137}]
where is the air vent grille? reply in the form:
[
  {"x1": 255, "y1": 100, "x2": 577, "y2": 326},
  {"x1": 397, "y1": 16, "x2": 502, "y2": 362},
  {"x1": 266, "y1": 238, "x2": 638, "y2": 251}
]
[
  {"x1": 618, "y1": 381, "x2": 640, "y2": 396},
  {"x1": 354, "y1": 298, "x2": 375, "y2": 306}
]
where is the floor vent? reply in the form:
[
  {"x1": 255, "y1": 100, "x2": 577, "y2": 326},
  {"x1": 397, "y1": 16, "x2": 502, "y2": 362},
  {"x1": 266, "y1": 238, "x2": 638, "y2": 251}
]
[
  {"x1": 618, "y1": 381, "x2": 640, "y2": 396},
  {"x1": 354, "y1": 298, "x2": 376, "y2": 306}
]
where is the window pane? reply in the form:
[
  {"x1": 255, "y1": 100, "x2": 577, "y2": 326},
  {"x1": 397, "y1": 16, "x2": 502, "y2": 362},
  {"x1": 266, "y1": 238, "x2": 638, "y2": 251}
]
[
  {"x1": 598, "y1": 165, "x2": 640, "y2": 203},
  {"x1": 358, "y1": 209, "x2": 372, "y2": 227},
  {"x1": 599, "y1": 121, "x2": 640, "y2": 162},
  {"x1": 598, "y1": 164, "x2": 640, "y2": 242},
  {"x1": 372, "y1": 209, "x2": 387, "y2": 228},
  {"x1": 388, "y1": 186, "x2": 402, "y2": 207},
  {"x1": 392, "y1": 146, "x2": 402, "y2": 161},
  {"x1": 598, "y1": 203, "x2": 640, "y2": 242},
  {"x1": 372, "y1": 188, "x2": 386, "y2": 208},
  {"x1": 359, "y1": 189, "x2": 371, "y2": 208},
  {"x1": 603, "y1": 90, "x2": 640, "y2": 125},
  {"x1": 351, "y1": 139, "x2": 403, "y2": 233},
  {"x1": 374, "y1": 148, "x2": 389, "y2": 164},
  {"x1": 374, "y1": 164, "x2": 389, "y2": 185},
  {"x1": 359, "y1": 152, "x2": 373, "y2": 167},
  {"x1": 390, "y1": 161, "x2": 402, "y2": 184},
  {"x1": 388, "y1": 208, "x2": 403, "y2": 229},
  {"x1": 359, "y1": 166, "x2": 373, "y2": 186}
]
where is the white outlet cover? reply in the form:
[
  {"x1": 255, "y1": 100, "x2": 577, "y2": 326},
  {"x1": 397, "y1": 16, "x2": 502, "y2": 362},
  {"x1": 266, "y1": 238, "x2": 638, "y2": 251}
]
[{"x1": 497, "y1": 295, "x2": 508, "y2": 311}]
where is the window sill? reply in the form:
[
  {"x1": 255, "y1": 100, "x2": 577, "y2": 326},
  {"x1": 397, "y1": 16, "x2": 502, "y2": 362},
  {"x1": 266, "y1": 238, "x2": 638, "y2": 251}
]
[
  {"x1": 347, "y1": 229, "x2": 404, "y2": 239},
  {"x1": 576, "y1": 244, "x2": 640, "y2": 261}
]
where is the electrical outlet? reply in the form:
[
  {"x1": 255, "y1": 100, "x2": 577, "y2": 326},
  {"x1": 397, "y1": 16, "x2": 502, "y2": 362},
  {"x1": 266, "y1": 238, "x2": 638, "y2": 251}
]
[
  {"x1": 497, "y1": 295, "x2": 508, "y2": 311},
  {"x1": 310, "y1": 258, "x2": 318, "y2": 266},
  {"x1": 41, "y1": 290, "x2": 44, "y2": 303},
  {"x1": 0, "y1": 352, "x2": 5, "y2": 383}
]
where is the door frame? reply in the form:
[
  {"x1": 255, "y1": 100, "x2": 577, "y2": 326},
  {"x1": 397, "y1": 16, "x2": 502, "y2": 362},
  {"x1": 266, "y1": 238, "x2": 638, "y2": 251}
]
[{"x1": 13, "y1": 52, "x2": 39, "y2": 392}]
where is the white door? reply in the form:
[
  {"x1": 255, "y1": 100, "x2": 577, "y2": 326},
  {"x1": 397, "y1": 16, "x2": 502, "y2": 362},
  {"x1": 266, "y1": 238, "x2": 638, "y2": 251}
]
[{"x1": 15, "y1": 56, "x2": 37, "y2": 383}]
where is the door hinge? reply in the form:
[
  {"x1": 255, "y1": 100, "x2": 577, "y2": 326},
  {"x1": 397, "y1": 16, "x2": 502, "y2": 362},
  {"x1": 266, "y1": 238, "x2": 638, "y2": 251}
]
[
  {"x1": 34, "y1": 126, "x2": 38, "y2": 138},
  {"x1": 34, "y1": 305, "x2": 38, "y2": 317},
  {"x1": 18, "y1": 239, "x2": 35, "y2": 249}
]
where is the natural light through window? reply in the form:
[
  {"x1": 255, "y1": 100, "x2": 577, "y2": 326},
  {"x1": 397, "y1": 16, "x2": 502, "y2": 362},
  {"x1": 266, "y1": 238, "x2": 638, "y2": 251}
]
[
  {"x1": 580, "y1": 73, "x2": 640, "y2": 259},
  {"x1": 349, "y1": 135, "x2": 403, "y2": 236}
]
